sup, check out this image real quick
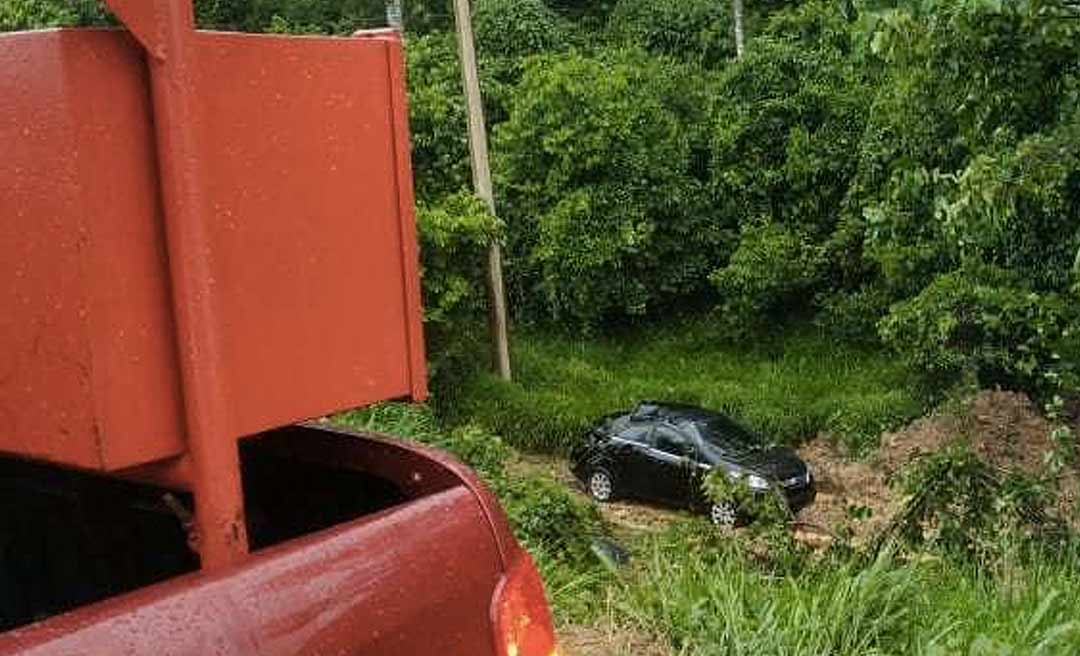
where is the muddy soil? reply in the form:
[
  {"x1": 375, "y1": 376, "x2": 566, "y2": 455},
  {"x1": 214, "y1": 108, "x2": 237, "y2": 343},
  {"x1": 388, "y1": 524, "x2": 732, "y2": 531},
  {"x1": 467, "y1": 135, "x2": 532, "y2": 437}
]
[
  {"x1": 559, "y1": 623, "x2": 672, "y2": 656},
  {"x1": 796, "y1": 389, "x2": 1075, "y2": 546}
]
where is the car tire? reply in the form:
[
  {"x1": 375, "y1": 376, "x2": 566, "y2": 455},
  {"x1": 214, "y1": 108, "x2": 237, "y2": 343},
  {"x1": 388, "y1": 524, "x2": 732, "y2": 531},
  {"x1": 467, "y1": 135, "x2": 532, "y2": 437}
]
[
  {"x1": 709, "y1": 501, "x2": 737, "y2": 528},
  {"x1": 587, "y1": 469, "x2": 616, "y2": 503}
]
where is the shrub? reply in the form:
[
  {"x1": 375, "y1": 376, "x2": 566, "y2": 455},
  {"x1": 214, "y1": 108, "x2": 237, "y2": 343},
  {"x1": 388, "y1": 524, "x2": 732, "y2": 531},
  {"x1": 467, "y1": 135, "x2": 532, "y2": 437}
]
[
  {"x1": 474, "y1": 0, "x2": 569, "y2": 60},
  {"x1": 878, "y1": 266, "x2": 1075, "y2": 393},
  {"x1": 495, "y1": 49, "x2": 723, "y2": 328},
  {"x1": 606, "y1": 0, "x2": 734, "y2": 67},
  {"x1": 814, "y1": 283, "x2": 895, "y2": 343},
  {"x1": 495, "y1": 474, "x2": 603, "y2": 565},
  {"x1": 852, "y1": 0, "x2": 1080, "y2": 302},
  {"x1": 415, "y1": 191, "x2": 501, "y2": 386},
  {"x1": 405, "y1": 33, "x2": 471, "y2": 202},
  {"x1": 709, "y1": 223, "x2": 825, "y2": 331},
  {"x1": 883, "y1": 444, "x2": 1066, "y2": 566},
  {"x1": 0, "y1": 0, "x2": 106, "y2": 30},
  {"x1": 710, "y1": 36, "x2": 869, "y2": 238},
  {"x1": 937, "y1": 120, "x2": 1080, "y2": 294},
  {"x1": 335, "y1": 402, "x2": 604, "y2": 566}
]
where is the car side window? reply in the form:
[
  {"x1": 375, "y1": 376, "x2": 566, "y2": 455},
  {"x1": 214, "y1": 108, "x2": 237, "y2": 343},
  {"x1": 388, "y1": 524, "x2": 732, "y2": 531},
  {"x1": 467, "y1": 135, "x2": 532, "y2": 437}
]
[
  {"x1": 653, "y1": 426, "x2": 693, "y2": 458},
  {"x1": 619, "y1": 424, "x2": 654, "y2": 446}
]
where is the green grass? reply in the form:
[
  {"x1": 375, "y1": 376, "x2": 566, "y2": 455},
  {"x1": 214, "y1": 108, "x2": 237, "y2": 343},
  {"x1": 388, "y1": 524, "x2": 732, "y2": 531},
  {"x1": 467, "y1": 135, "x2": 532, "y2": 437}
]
[
  {"x1": 613, "y1": 525, "x2": 1080, "y2": 655},
  {"x1": 336, "y1": 398, "x2": 1080, "y2": 654},
  {"x1": 439, "y1": 318, "x2": 928, "y2": 454}
]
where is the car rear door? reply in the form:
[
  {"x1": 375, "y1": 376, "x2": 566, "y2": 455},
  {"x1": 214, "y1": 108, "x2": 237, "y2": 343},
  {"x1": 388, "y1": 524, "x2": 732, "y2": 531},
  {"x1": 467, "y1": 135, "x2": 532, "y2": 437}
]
[{"x1": 642, "y1": 426, "x2": 698, "y2": 507}]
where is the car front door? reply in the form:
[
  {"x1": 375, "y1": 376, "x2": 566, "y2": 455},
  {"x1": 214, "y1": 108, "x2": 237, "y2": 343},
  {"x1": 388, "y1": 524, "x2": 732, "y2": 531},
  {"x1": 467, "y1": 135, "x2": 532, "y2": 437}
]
[
  {"x1": 607, "y1": 424, "x2": 656, "y2": 502},
  {"x1": 646, "y1": 425, "x2": 698, "y2": 507}
]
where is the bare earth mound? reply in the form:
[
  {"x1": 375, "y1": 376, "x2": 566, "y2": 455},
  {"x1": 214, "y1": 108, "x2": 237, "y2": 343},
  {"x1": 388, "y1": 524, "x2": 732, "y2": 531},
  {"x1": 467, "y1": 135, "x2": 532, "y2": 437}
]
[{"x1": 796, "y1": 389, "x2": 1070, "y2": 546}]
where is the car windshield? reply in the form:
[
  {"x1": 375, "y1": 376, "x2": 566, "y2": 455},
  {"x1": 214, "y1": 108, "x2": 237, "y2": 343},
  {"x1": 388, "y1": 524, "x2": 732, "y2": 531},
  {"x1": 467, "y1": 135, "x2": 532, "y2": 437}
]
[{"x1": 689, "y1": 414, "x2": 767, "y2": 456}]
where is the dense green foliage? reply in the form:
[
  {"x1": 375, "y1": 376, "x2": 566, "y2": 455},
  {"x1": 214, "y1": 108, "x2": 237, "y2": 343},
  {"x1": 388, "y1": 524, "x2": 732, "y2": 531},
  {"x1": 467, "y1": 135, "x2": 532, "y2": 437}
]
[
  {"x1": 0, "y1": 0, "x2": 106, "y2": 29},
  {"x1": 606, "y1": 0, "x2": 734, "y2": 66},
  {"x1": 495, "y1": 50, "x2": 720, "y2": 326},
  {"x1": 415, "y1": 191, "x2": 501, "y2": 383}
]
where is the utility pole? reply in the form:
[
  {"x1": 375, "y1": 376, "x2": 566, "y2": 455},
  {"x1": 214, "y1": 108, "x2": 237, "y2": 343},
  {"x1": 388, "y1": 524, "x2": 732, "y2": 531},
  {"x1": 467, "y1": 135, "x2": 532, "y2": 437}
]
[
  {"x1": 385, "y1": 0, "x2": 403, "y2": 30},
  {"x1": 452, "y1": 0, "x2": 512, "y2": 381},
  {"x1": 732, "y1": 0, "x2": 745, "y2": 60}
]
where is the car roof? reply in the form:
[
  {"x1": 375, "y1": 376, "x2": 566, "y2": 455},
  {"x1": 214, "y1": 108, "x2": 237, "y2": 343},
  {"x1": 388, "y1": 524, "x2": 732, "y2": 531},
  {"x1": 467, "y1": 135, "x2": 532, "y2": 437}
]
[{"x1": 631, "y1": 401, "x2": 718, "y2": 422}]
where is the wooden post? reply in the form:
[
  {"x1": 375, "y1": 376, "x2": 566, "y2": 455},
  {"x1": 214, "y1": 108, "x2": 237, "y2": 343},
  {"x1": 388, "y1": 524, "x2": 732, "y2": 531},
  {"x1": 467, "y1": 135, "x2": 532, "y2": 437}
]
[{"x1": 452, "y1": 0, "x2": 512, "y2": 381}]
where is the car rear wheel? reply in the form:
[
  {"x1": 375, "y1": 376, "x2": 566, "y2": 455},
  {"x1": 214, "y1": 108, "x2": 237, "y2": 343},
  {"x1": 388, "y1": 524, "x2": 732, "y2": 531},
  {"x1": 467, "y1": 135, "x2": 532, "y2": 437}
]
[
  {"x1": 587, "y1": 469, "x2": 615, "y2": 502},
  {"x1": 710, "y1": 501, "x2": 737, "y2": 528}
]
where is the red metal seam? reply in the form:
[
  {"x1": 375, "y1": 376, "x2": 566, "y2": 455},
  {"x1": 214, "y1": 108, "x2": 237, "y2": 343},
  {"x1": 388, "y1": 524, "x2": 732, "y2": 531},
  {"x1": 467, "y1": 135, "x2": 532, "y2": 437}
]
[
  {"x1": 102, "y1": 0, "x2": 169, "y2": 60},
  {"x1": 383, "y1": 33, "x2": 429, "y2": 403}
]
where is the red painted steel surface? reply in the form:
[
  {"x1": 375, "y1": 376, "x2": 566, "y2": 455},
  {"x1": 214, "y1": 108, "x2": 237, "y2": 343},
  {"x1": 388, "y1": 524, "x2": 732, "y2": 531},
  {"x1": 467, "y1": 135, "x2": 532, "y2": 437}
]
[
  {"x1": 0, "y1": 486, "x2": 506, "y2": 655},
  {"x1": 1, "y1": 0, "x2": 427, "y2": 572},
  {"x1": 0, "y1": 25, "x2": 427, "y2": 472},
  {"x1": 187, "y1": 30, "x2": 426, "y2": 438},
  {"x1": 0, "y1": 30, "x2": 186, "y2": 470}
]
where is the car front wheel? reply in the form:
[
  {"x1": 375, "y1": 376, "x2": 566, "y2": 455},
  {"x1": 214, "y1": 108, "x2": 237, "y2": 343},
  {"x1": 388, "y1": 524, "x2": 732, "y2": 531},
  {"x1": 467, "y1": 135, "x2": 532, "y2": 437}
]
[
  {"x1": 709, "y1": 501, "x2": 737, "y2": 528},
  {"x1": 587, "y1": 469, "x2": 615, "y2": 502}
]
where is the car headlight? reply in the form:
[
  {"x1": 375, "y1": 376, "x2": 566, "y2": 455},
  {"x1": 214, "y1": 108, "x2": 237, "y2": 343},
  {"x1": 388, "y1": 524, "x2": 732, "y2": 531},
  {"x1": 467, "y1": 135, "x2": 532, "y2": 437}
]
[{"x1": 746, "y1": 474, "x2": 770, "y2": 491}]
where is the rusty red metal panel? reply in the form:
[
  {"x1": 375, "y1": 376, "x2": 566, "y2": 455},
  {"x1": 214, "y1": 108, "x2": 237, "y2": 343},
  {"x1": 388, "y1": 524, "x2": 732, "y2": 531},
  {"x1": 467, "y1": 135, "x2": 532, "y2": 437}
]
[
  {"x1": 0, "y1": 30, "x2": 186, "y2": 471},
  {"x1": 0, "y1": 29, "x2": 427, "y2": 465},
  {"x1": 183, "y1": 31, "x2": 425, "y2": 438},
  {"x1": 3, "y1": 0, "x2": 429, "y2": 571},
  {"x1": 0, "y1": 486, "x2": 504, "y2": 656}
]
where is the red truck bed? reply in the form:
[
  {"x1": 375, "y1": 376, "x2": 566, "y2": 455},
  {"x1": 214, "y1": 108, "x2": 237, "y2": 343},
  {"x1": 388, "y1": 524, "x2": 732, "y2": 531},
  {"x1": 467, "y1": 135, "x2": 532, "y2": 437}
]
[{"x1": 0, "y1": 425, "x2": 554, "y2": 655}]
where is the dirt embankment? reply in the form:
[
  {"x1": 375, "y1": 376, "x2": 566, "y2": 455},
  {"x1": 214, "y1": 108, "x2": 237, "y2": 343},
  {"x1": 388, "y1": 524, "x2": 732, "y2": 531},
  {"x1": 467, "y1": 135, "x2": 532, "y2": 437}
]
[
  {"x1": 797, "y1": 390, "x2": 1074, "y2": 546},
  {"x1": 559, "y1": 623, "x2": 671, "y2": 656}
]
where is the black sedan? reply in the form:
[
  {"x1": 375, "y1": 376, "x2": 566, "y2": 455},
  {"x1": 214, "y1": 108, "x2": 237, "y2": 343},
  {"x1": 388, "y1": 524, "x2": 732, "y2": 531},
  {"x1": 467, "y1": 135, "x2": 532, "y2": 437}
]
[{"x1": 570, "y1": 402, "x2": 815, "y2": 526}]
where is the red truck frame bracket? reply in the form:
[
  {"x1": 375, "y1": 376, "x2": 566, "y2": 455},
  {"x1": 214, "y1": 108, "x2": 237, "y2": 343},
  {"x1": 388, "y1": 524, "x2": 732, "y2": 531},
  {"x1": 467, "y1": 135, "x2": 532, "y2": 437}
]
[{"x1": 0, "y1": 0, "x2": 426, "y2": 569}]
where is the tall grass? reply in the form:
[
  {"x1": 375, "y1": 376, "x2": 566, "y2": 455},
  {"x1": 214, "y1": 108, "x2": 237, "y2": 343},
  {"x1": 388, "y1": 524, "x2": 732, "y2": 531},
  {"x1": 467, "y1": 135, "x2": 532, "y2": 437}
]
[
  {"x1": 613, "y1": 525, "x2": 1080, "y2": 655},
  {"x1": 439, "y1": 319, "x2": 927, "y2": 454}
]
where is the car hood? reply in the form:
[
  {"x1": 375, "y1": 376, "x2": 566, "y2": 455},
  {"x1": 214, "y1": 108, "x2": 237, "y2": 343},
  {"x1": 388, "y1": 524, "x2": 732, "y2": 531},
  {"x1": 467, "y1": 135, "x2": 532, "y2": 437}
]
[{"x1": 728, "y1": 446, "x2": 806, "y2": 481}]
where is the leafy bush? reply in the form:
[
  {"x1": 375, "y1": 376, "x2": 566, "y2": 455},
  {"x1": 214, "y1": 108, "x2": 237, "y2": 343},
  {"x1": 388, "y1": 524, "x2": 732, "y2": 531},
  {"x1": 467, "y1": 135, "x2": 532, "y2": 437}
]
[
  {"x1": 710, "y1": 223, "x2": 825, "y2": 331},
  {"x1": 937, "y1": 120, "x2": 1080, "y2": 294},
  {"x1": 474, "y1": 0, "x2": 569, "y2": 60},
  {"x1": 334, "y1": 402, "x2": 603, "y2": 567},
  {"x1": 495, "y1": 49, "x2": 722, "y2": 327},
  {"x1": 0, "y1": 0, "x2": 106, "y2": 30},
  {"x1": 606, "y1": 0, "x2": 734, "y2": 66},
  {"x1": 416, "y1": 191, "x2": 500, "y2": 385},
  {"x1": 405, "y1": 33, "x2": 471, "y2": 202},
  {"x1": 883, "y1": 444, "x2": 1065, "y2": 566},
  {"x1": 543, "y1": 0, "x2": 614, "y2": 26},
  {"x1": 853, "y1": 0, "x2": 1080, "y2": 301},
  {"x1": 878, "y1": 267, "x2": 1074, "y2": 393},
  {"x1": 196, "y1": 0, "x2": 387, "y2": 34},
  {"x1": 814, "y1": 283, "x2": 895, "y2": 343},
  {"x1": 710, "y1": 36, "x2": 869, "y2": 237},
  {"x1": 496, "y1": 473, "x2": 603, "y2": 565}
]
